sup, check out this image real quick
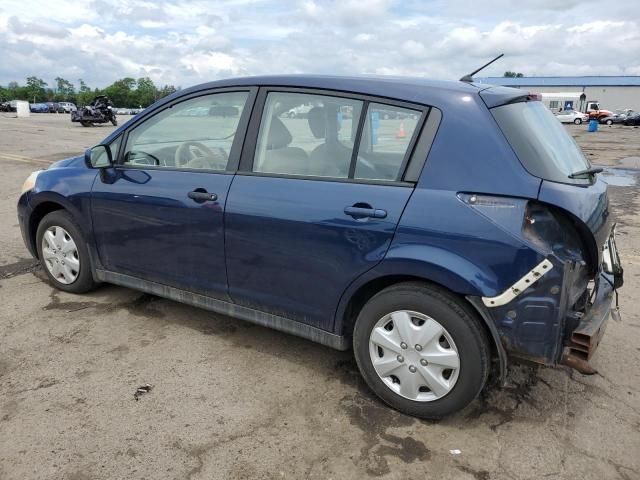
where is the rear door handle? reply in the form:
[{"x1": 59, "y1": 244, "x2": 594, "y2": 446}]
[
  {"x1": 188, "y1": 190, "x2": 218, "y2": 203},
  {"x1": 344, "y1": 206, "x2": 387, "y2": 219}
]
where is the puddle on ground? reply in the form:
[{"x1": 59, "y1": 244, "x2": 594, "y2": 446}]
[{"x1": 598, "y1": 167, "x2": 638, "y2": 187}]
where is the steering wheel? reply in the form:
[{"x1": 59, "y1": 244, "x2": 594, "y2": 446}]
[
  {"x1": 174, "y1": 141, "x2": 227, "y2": 170},
  {"x1": 128, "y1": 150, "x2": 161, "y2": 166}
]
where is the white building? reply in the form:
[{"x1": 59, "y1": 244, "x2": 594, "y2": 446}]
[{"x1": 476, "y1": 76, "x2": 640, "y2": 112}]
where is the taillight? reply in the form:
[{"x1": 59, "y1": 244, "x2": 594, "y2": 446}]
[
  {"x1": 457, "y1": 193, "x2": 528, "y2": 239},
  {"x1": 522, "y1": 202, "x2": 589, "y2": 265}
]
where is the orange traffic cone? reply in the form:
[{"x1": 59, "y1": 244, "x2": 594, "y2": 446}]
[{"x1": 396, "y1": 121, "x2": 407, "y2": 139}]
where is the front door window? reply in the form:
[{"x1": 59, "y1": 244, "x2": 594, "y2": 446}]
[{"x1": 122, "y1": 91, "x2": 249, "y2": 171}]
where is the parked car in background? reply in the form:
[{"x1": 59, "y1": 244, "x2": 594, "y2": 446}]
[
  {"x1": 623, "y1": 113, "x2": 640, "y2": 126},
  {"x1": 555, "y1": 109, "x2": 589, "y2": 124},
  {"x1": 179, "y1": 106, "x2": 208, "y2": 116},
  {"x1": 58, "y1": 102, "x2": 77, "y2": 113},
  {"x1": 0, "y1": 101, "x2": 11, "y2": 112},
  {"x1": 599, "y1": 114, "x2": 627, "y2": 125},
  {"x1": 209, "y1": 105, "x2": 239, "y2": 117},
  {"x1": 18, "y1": 75, "x2": 623, "y2": 419},
  {"x1": 285, "y1": 103, "x2": 313, "y2": 118},
  {"x1": 29, "y1": 103, "x2": 49, "y2": 113},
  {"x1": 45, "y1": 102, "x2": 63, "y2": 113},
  {"x1": 584, "y1": 101, "x2": 614, "y2": 120}
]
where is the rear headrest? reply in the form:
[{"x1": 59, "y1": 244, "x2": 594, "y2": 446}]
[
  {"x1": 266, "y1": 116, "x2": 292, "y2": 150},
  {"x1": 307, "y1": 107, "x2": 326, "y2": 139}
]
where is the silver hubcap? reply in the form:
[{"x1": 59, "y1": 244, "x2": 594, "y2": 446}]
[
  {"x1": 368, "y1": 310, "x2": 460, "y2": 402},
  {"x1": 41, "y1": 226, "x2": 80, "y2": 285}
]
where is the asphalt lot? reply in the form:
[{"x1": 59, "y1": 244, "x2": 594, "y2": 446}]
[{"x1": 0, "y1": 114, "x2": 639, "y2": 480}]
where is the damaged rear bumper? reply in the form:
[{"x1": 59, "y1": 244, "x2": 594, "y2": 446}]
[
  {"x1": 560, "y1": 271, "x2": 615, "y2": 374},
  {"x1": 561, "y1": 228, "x2": 623, "y2": 374},
  {"x1": 474, "y1": 227, "x2": 623, "y2": 375}
]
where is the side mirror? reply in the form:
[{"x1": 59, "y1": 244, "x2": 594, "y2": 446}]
[{"x1": 85, "y1": 144, "x2": 113, "y2": 169}]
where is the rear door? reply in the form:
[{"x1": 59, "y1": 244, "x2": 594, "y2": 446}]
[
  {"x1": 224, "y1": 89, "x2": 428, "y2": 330},
  {"x1": 91, "y1": 89, "x2": 255, "y2": 298}
]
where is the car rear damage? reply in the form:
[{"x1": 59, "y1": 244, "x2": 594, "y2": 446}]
[{"x1": 461, "y1": 87, "x2": 624, "y2": 375}]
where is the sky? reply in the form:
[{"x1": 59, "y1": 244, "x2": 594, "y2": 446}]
[{"x1": 1, "y1": 0, "x2": 639, "y2": 89}]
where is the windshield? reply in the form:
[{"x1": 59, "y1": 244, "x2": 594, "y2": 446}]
[{"x1": 492, "y1": 101, "x2": 592, "y2": 184}]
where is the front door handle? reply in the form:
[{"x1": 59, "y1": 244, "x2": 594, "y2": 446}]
[
  {"x1": 188, "y1": 189, "x2": 218, "y2": 203},
  {"x1": 344, "y1": 205, "x2": 387, "y2": 219}
]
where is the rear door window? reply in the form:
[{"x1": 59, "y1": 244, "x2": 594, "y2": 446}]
[
  {"x1": 252, "y1": 92, "x2": 425, "y2": 182},
  {"x1": 491, "y1": 101, "x2": 592, "y2": 184},
  {"x1": 253, "y1": 92, "x2": 363, "y2": 178}
]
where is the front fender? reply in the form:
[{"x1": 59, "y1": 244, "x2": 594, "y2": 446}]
[{"x1": 29, "y1": 191, "x2": 91, "y2": 239}]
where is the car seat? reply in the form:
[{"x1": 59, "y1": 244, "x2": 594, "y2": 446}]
[
  {"x1": 307, "y1": 107, "x2": 352, "y2": 177},
  {"x1": 257, "y1": 116, "x2": 309, "y2": 175}
]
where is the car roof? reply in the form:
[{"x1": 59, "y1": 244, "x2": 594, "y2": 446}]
[{"x1": 178, "y1": 74, "x2": 519, "y2": 107}]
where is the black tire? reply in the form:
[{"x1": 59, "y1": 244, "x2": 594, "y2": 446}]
[
  {"x1": 80, "y1": 121, "x2": 91, "y2": 127},
  {"x1": 606, "y1": 119, "x2": 613, "y2": 125},
  {"x1": 111, "y1": 117, "x2": 118, "y2": 126},
  {"x1": 36, "y1": 210, "x2": 98, "y2": 294},
  {"x1": 574, "y1": 118, "x2": 582, "y2": 125},
  {"x1": 353, "y1": 282, "x2": 490, "y2": 419}
]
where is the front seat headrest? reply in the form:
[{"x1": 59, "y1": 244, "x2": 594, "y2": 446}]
[
  {"x1": 266, "y1": 116, "x2": 292, "y2": 150},
  {"x1": 307, "y1": 107, "x2": 326, "y2": 139}
]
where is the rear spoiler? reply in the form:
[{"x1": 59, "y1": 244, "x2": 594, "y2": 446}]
[{"x1": 477, "y1": 85, "x2": 541, "y2": 109}]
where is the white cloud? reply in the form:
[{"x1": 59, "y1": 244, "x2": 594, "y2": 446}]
[{"x1": 0, "y1": 0, "x2": 639, "y2": 89}]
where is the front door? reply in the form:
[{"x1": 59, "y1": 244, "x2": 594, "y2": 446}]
[
  {"x1": 91, "y1": 89, "x2": 253, "y2": 299},
  {"x1": 225, "y1": 90, "x2": 426, "y2": 330}
]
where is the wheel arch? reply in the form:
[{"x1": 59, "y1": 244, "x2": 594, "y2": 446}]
[
  {"x1": 335, "y1": 265, "x2": 508, "y2": 384},
  {"x1": 28, "y1": 199, "x2": 67, "y2": 258},
  {"x1": 28, "y1": 192, "x2": 88, "y2": 259}
]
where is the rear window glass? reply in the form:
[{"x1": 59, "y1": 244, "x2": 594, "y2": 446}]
[{"x1": 491, "y1": 101, "x2": 591, "y2": 184}]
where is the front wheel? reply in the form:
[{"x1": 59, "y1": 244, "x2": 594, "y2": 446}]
[
  {"x1": 111, "y1": 117, "x2": 118, "y2": 126},
  {"x1": 574, "y1": 118, "x2": 582, "y2": 125},
  {"x1": 606, "y1": 119, "x2": 613, "y2": 125},
  {"x1": 36, "y1": 210, "x2": 98, "y2": 293},
  {"x1": 353, "y1": 282, "x2": 490, "y2": 419},
  {"x1": 80, "y1": 121, "x2": 91, "y2": 127}
]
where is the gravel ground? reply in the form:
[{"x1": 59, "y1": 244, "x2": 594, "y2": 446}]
[{"x1": 0, "y1": 114, "x2": 639, "y2": 480}]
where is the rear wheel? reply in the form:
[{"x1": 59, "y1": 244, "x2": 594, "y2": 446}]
[
  {"x1": 36, "y1": 210, "x2": 98, "y2": 293},
  {"x1": 606, "y1": 119, "x2": 613, "y2": 125},
  {"x1": 353, "y1": 282, "x2": 490, "y2": 419},
  {"x1": 574, "y1": 118, "x2": 582, "y2": 125}
]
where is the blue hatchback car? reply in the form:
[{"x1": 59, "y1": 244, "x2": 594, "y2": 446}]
[{"x1": 17, "y1": 75, "x2": 623, "y2": 418}]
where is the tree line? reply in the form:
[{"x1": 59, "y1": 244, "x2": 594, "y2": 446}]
[{"x1": 0, "y1": 76, "x2": 179, "y2": 107}]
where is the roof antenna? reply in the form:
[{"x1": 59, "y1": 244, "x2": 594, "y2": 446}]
[{"x1": 459, "y1": 53, "x2": 504, "y2": 83}]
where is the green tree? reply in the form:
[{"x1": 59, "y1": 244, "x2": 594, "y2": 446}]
[
  {"x1": 104, "y1": 77, "x2": 136, "y2": 107},
  {"x1": 135, "y1": 77, "x2": 158, "y2": 107},
  {"x1": 77, "y1": 79, "x2": 93, "y2": 106},
  {"x1": 26, "y1": 76, "x2": 48, "y2": 102},
  {"x1": 54, "y1": 77, "x2": 75, "y2": 101},
  {"x1": 157, "y1": 84, "x2": 178, "y2": 100},
  {"x1": 5, "y1": 81, "x2": 28, "y2": 101},
  {"x1": 504, "y1": 71, "x2": 524, "y2": 78}
]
